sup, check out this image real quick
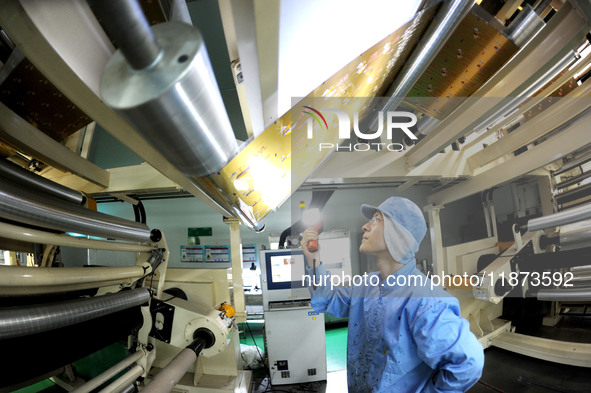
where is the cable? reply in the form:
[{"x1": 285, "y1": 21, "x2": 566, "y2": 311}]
[
  {"x1": 477, "y1": 380, "x2": 505, "y2": 393},
  {"x1": 245, "y1": 321, "x2": 265, "y2": 367}
]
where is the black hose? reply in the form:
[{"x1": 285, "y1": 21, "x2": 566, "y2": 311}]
[
  {"x1": 137, "y1": 201, "x2": 147, "y2": 224},
  {"x1": 133, "y1": 203, "x2": 140, "y2": 223}
]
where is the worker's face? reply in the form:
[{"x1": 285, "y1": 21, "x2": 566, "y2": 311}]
[{"x1": 359, "y1": 211, "x2": 388, "y2": 255}]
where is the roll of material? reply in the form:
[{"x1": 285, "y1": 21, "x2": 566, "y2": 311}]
[
  {"x1": 141, "y1": 348, "x2": 196, "y2": 393},
  {"x1": 0, "y1": 175, "x2": 150, "y2": 242},
  {"x1": 100, "y1": 21, "x2": 239, "y2": 177},
  {"x1": 0, "y1": 159, "x2": 85, "y2": 205},
  {"x1": 0, "y1": 288, "x2": 150, "y2": 339},
  {"x1": 527, "y1": 203, "x2": 591, "y2": 232},
  {"x1": 142, "y1": 335, "x2": 208, "y2": 393}
]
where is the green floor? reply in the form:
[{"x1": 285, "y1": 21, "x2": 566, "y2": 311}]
[
  {"x1": 239, "y1": 321, "x2": 348, "y2": 372},
  {"x1": 13, "y1": 343, "x2": 128, "y2": 393}
]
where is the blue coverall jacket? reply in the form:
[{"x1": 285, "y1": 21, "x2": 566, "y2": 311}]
[{"x1": 307, "y1": 262, "x2": 484, "y2": 392}]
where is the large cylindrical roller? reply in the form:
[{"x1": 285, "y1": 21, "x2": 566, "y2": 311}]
[
  {"x1": 100, "y1": 18, "x2": 239, "y2": 176},
  {"x1": 0, "y1": 175, "x2": 150, "y2": 242},
  {"x1": 0, "y1": 158, "x2": 85, "y2": 205},
  {"x1": 0, "y1": 288, "x2": 150, "y2": 339}
]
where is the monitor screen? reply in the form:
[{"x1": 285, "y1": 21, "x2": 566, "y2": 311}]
[{"x1": 264, "y1": 250, "x2": 306, "y2": 290}]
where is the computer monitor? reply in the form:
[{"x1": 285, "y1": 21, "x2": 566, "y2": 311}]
[
  {"x1": 265, "y1": 250, "x2": 306, "y2": 290},
  {"x1": 260, "y1": 249, "x2": 310, "y2": 310},
  {"x1": 260, "y1": 230, "x2": 352, "y2": 310}
]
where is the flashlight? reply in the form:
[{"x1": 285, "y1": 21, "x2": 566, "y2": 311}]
[
  {"x1": 302, "y1": 208, "x2": 322, "y2": 252},
  {"x1": 302, "y1": 208, "x2": 322, "y2": 290}
]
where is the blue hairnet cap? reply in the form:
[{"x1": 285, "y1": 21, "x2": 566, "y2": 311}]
[{"x1": 361, "y1": 197, "x2": 427, "y2": 264}]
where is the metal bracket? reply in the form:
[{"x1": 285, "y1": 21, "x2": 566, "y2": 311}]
[{"x1": 148, "y1": 299, "x2": 175, "y2": 344}]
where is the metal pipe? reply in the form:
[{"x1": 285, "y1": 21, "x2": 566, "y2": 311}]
[
  {"x1": 0, "y1": 159, "x2": 85, "y2": 205},
  {"x1": 0, "y1": 222, "x2": 155, "y2": 252},
  {"x1": 98, "y1": 364, "x2": 144, "y2": 393},
  {"x1": 528, "y1": 203, "x2": 591, "y2": 231},
  {"x1": 71, "y1": 350, "x2": 145, "y2": 393},
  {"x1": 367, "y1": 0, "x2": 474, "y2": 130},
  {"x1": 86, "y1": 0, "x2": 160, "y2": 70},
  {"x1": 537, "y1": 288, "x2": 591, "y2": 301},
  {"x1": 0, "y1": 175, "x2": 151, "y2": 242},
  {"x1": 504, "y1": 4, "x2": 545, "y2": 47},
  {"x1": 0, "y1": 288, "x2": 150, "y2": 339}
]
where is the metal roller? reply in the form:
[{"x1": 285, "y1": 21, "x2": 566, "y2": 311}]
[
  {"x1": 71, "y1": 350, "x2": 145, "y2": 393},
  {"x1": 0, "y1": 265, "x2": 149, "y2": 296},
  {"x1": 0, "y1": 221, "x2": 155, "y2": 252},
  {"x1": 572, "y1": 265, "x2": 591, "y2": 275},
  {"x1": 570, "y1": 274, "x2": 591, "y2": 285},
  {"x1": 504, "y1": 4, "x2": 545, "y2": 47},
  {"x1": 470, "y1": 50, "x2": 577, "y2": 134},
  {"x1": 416, "y1": 115, "x2": 440, "y2": 136},
  {"x1": 537, "y1": 288, "x2": 591, "y2": 301},
  {"x1": 0, "y1": 175, "x2": 150, "y2": 242},
  {"x1": 0, "y1": 159, "x2": 85, "y2": 205},
  {"x1": 560, "y1": 221, "x2": 591, "y2": 251},
  {"x1": 527, "y1": 203, "x2": 591, "y2": 232},
  {"x1": 97, "y1": 0, "x2": 238, "y2": 177},
  {"x1": 98, "y1": 365, "x2": 144, "y2": 393},
  {"x1": 0, "y1": 288, "x2": 150, "y2": 339},
  {"x1": 368, "y1": 0, "x2": 474, "y2": 129},
  {"x1": 87, "y1": 0, "x2": 160, "y2": 70}
]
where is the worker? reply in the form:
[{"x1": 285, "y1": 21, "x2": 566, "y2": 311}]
[{"x1": 301, "y1": 196, "x2": 484, "y2": 392}]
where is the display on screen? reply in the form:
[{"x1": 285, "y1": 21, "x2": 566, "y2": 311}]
[
  {"x1": 264, "y1": 250, "x2": 306, "y2": 290},
  {"x1": 269, "y1": 254, "x2": 305, "y2": 283}
]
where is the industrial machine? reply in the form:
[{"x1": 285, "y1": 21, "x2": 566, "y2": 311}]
[
  {"x1": 258, "y1": 230, "x2": 350, "y2": 386},
  {"x1": 0, "y1": 155, "x2": 248, "y2": 392},
  {"x1": 2, "y1": 0, "x2": 591, "y2": 391},
  {"x1": 260, "y1": 249, "x2": 327, "y2": 385}
]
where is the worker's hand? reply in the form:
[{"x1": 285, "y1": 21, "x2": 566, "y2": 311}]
[{"x1": 301, "y1": 227, "x2": 320, "y2": 268}]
